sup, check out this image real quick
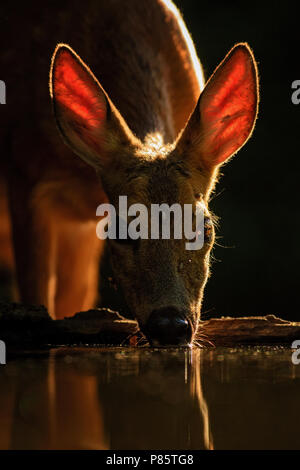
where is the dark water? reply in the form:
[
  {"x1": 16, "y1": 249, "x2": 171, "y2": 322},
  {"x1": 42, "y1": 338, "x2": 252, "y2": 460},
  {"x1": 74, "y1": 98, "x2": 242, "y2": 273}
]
[{"x1": 0, "y1": 346, "x2": 299, "y2": 450}]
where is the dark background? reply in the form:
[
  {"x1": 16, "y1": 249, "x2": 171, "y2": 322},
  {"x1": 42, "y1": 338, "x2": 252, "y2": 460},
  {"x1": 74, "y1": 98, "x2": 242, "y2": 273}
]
[{"x1": 174, "y1": 0, "x2": 300, "y2": 320}]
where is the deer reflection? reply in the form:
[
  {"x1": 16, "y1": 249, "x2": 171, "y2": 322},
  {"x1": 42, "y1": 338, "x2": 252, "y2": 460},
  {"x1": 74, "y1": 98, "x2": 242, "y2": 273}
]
[
  {"x1": 97, "y1": 348, "x2": 213, "y2": 449},
  {"x1": 2, "y1": 348, "x2": 212, "y2": 450}
]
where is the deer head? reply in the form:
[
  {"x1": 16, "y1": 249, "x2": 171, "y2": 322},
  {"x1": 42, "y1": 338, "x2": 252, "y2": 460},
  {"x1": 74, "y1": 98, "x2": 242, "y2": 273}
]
[{"x1": 50, "y1": 43, "x2": 259, "y2": 346}]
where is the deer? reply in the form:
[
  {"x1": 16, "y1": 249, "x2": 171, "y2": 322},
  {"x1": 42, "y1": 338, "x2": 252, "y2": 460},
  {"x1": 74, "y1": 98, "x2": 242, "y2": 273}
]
[{"x1": 0, "y1": 0, "x2": 259, "y2": 346}]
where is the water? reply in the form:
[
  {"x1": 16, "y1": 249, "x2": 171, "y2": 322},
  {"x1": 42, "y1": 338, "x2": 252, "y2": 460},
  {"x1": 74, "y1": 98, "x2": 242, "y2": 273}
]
[{"x1": 0, "y1": 346, "x2": 299, "y2": 450}]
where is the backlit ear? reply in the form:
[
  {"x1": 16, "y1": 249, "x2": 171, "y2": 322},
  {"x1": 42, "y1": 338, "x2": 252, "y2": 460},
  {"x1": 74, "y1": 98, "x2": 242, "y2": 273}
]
[
  {"x1": 178, "y1": 43, "x2": 259, "y2": 170},
  {"x1": 49, "y1": 43, "x2": 131, "y2": 169}
]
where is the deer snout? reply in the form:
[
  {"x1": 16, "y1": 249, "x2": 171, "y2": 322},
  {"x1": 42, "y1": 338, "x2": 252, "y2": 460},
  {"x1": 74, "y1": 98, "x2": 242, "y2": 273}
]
[{"x1": 143, "y1": 307, "x2": 193, "y2": 346}]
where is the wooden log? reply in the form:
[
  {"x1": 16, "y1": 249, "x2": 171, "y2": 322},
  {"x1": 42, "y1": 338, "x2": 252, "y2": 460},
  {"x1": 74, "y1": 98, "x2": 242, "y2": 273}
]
[
  {"x1": 198, "y1": 315, "x2": 300, "y2": 346},
  {"x1": 0, "y1": 302, "x2": 299, "y2": 347},
  {"x1": 0, "y1": 302, "x2": 137, "y2": 347}
]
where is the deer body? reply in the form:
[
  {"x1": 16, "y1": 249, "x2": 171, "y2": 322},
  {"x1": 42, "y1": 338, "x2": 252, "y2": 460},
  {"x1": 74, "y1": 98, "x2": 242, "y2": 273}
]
[{"x1": 0, "y1": 0, "x2": 258, "y2": 344}]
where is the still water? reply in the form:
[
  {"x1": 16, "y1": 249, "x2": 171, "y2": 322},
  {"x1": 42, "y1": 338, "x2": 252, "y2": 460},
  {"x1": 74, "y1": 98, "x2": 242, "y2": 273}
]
[{"x1": 0, "y1": 347, "x2": 299, "y2": 450}]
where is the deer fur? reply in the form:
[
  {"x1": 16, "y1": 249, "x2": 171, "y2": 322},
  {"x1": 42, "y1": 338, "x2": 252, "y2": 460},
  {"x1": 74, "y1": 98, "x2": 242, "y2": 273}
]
[{"x1": 0, "y1": 1, "x2": 258, "y2": 341}]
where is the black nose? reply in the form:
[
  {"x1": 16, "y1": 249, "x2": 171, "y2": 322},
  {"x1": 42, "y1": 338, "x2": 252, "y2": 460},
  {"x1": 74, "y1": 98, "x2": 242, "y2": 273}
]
[{"x1": 144, "y1": 307, "x2": 193, "y2": 346}]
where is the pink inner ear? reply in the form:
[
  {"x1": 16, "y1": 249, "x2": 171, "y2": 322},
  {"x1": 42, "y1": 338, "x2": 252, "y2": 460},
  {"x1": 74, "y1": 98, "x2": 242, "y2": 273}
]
[
  {"x1": 53, "y1": 48, "x2": 106, "y2": 130},
  {"x1": 200, "y1": 46, "x2": 257, "y2": 165}
]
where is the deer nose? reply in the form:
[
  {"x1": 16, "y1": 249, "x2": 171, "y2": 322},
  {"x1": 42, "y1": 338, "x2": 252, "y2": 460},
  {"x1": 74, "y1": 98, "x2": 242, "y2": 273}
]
[{"x1": 144, "y1": 307, "x2": 193, "y2": 346}]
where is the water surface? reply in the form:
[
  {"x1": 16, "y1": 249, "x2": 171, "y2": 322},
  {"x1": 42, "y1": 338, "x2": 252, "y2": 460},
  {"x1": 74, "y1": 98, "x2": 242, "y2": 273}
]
[{"x1": 0, "y1": 346, "x2": 299, "y2": 449}]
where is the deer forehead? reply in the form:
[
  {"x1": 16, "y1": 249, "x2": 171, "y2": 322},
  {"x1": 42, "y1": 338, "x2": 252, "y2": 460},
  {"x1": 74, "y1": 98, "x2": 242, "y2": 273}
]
[{"x1": 121, "y1": 158, "x2": 197, "y2": 206}]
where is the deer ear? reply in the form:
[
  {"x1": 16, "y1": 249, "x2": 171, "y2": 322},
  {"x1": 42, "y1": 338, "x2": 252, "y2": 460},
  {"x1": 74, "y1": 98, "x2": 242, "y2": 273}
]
[
  {"x1": 178, "y1": 43, "x2": 259, "y2": 170},
  {"x1": 49, "y1": 43, "x2": 131, "y2": 169}
]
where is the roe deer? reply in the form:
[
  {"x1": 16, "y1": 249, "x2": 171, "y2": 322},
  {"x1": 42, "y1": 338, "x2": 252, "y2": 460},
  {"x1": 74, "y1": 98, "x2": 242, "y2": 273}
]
[{"x1": 0, "y1": 0, "x2": 258, "y2": 345}]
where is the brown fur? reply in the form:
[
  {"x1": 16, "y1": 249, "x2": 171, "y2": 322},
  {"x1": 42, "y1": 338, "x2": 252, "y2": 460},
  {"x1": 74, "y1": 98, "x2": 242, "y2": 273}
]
[{"x1": 0, "y1": 0, "x2": 258, "y2": 337}]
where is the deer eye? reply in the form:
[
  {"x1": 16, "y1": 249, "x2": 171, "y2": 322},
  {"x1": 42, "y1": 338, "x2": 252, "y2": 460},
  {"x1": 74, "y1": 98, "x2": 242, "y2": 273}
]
[{"x1": 204, "y1": 217, "x2": 213, "y2": 242}]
